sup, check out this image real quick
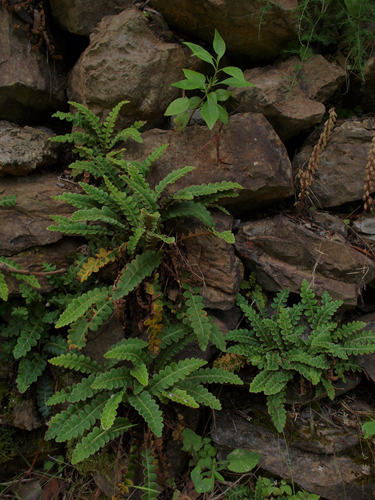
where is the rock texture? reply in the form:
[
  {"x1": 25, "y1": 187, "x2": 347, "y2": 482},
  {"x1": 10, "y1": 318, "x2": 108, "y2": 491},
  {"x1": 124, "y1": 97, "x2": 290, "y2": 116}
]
[
  {"x1": 235, "y1": 213, "x2": 375, "y2": 305},
  {"x1": 49, "y1": 0, "x2": 133, "y2": 35},
  {"x1": 0, "y1": 122, "x2": 58, "y2": 177},
  {"x1": 0, "y1": 172, "x2": 77, "y2": 256},
  {"x1": 149, "y1": 0, "x2": 298, "y2": 62},
  {"x1": 211, "y1": 410, "x2": 373, "y2": 500},
  {"x1": 230, "y1": 55, "x2": 346, "y2": 141},
  {"x1": 125, "y1": 113, "x2": 294, "y2": 216},
  {"x1": 0, "y1": 8, "x2": 66, "y2": 125},
  {"x1": 293, "y1": 117, "x2": 375, "y2": 208},
  {"x1": 181, "y1": 212, "x2": 244, "y2": 310},
  {"x1": 68, "y1": 8, "x2": 204, "y2": 128}
]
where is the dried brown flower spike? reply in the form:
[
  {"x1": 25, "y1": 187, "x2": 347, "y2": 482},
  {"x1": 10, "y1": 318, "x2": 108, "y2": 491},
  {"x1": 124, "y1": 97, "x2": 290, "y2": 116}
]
[
  {"x1": 363, "y1": 129, "x2": 375, "y2": 212},
  {"x1": 297, "y1": 107, "x2": 337, "y2": 214}
]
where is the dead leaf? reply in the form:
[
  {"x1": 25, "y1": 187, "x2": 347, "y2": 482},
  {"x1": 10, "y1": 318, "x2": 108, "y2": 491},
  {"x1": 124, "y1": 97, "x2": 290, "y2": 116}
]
[{"x1": 42, "y1": 478, "x2": 62, "y2": 500}]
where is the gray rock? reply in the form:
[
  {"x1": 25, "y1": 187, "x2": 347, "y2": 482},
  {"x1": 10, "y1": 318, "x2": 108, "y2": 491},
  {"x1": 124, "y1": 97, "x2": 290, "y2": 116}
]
[
  {"x1": 230, "y1": 55, "x2": 346, "y2": 141},
  {"x1": 0, "y1": 121, "x2": 58, "y2": 177},
  {"x1": 293, "y1": 117, "x2": 375, "y2": 208},
  {"x1": 49, "y1": 0, "x2": 133, "y2": 35},
  {"x1": 68, "y1": 8, "x2": 204, "y2": 129},
  {"x1": 12, "y1": 400, "x2": 42, "y2": 431},
  {"x1": 211, "y1": 410, "x2": 374, "y2": 500},
  {"x1": 0, "y1": 171, "x2": 77, "y2": 256},
  {"x1": 125, "y1": 113, "x2": 294, "y2": 217},
  {"x1": 235, "y1": 213, "x2": 375, "y2": 305},
  {"x1": 149, "y1": 0, "x2": 298, "y2": 62},
  {"x1": 0, "y1": 8, "x2": 66, "y2": 125}
]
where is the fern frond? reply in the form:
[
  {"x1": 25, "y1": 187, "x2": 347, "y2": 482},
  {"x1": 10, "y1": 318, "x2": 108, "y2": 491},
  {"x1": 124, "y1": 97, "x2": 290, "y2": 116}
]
[
  {"x1": 68, "y1": 101, "x2": 104, "y2": 142},
  {"x1": 0, "y1": 271, "x2": 8, "y2": 301},
  {"x1": 112, "y1": 250, "x2": 163, "y2": 300},
  {"x1": 150, "y1": 358, "x2": 207, "y2": 394},
  {"x1": 0, "y1": 194, "x2": 16, "y2": 207},
  {"x1": 69, "y1": 374, "x2": 100, "y2": 403},
  {"x1": 102, "y1": 100, "x2": 129, "y2": 150},
  {"x1": 161, "y1": 200, "x2": 214, "y2": 227},
  {"x1": 77, "y1": 248, "x2": 117, "y2": 281},
  {"x1": 154, "y1": 166, "x2": 195, "y2": 196},
  {"x1": 104, "y1": 338, "x2": 148, "y2": 361},
  {"x1": 271, "y1": 288, "x2": 289, "y2": 318},
  {"x1": 334, "y1": 321, "x2": 367, "y2": 340},
  {"x1": 56, "y1": 286, "x2": 112, "y2": 328},
  {"x1": 141, "y1": 449, "x2": 159, "y2": 500},
  {"x1": 13, "y1": 317, "x2": 44, "y2": 359},
  {"x1": 179, "y1": 366, "x2": 243, "y2": 386},
  {"x1": 311, "y1": 299, "x2": 343, "y2": 331},
  {"x1": 103, "y1": 176, "x2": 139, "y2": 228},
  {"x1": 71, "y1": 206, "x2": 127, "y2": 230},
  {"x1": 183, "y1": 290, "x2": 212, "y2": 350},
  {"x1": 209, "y1": 228, "x2": 235, "y2": 244},
  {"x1": 72, "y1": 417, "x2": 134, "y2": 464},
  {"x1": 36, "y1": 374, "x2": 54, "y2": 419},
  {"x1": 16, "y1": 354, "x2": 47, "y2": 393},
  {"x1": 101, "y1": 390, "x2": 126, "y2": 430},
  {"x1": 108, "y1": 125, "x2": 143, "y2": 149},
  {"x1": 236, "y1": 294, "x2": 272, "y2": 347},
  {"x1": 267, "y1": 391, "x2": 287, "y2": 432},
  {"x1": 92, "y1": 366, "x2": 133, "y2": 390},
  {"x1": 67, "y1": 319, "x2": 91, "y2": 350},
  {"x1": 79, "y1": 182, "x2": 120, "y2": 211},
  {"x1": 120, "y1": 171, "x2": 158, "y2": 214},
  {"x1": 169, "y1": 181, "x2": 243, "y2": 202},
  {"x1": 161, "y1": 388, "x2": 199, "y2": 408},
  {"x1": 128, "y1": 391, "x2": 163, "y2": 436},
  {"x1": 134, "y1": 144, "x2": 168, "y2": 178},
  {"x1": 177, "y1": 382, "x2": 221, "y2": 409},
  {"x1": 46, "y1": 388, "x2": 72, "y2": 406},
  {"x1": 51, "y1": 192, "x2": 100, "y2": 210},
  {"x1": 250, "y1": 369, "x2": 292, "y2": 395},
  {"x1": 48, "y1": 219, "x2": 113, "y2": 237},
  {"x1": 43, "y1": 334, "x2": 68, "y2": 356},
  {"x1": 89, "y1": 298, "x2": 116, "y2": 331},
  {"x1": 300, "y1": 280, "x2": 318, "y2": 318},
  {"x1": 49, "y1": 353, "x2": 101, "y2": 374},
  {"x1": 0, "y1": 256, "x2": 41, "y2": 289}
]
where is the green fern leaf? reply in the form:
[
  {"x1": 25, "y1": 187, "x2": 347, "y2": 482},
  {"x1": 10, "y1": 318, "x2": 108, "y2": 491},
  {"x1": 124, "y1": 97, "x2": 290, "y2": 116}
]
[
  {"x1": 250, "y1": 369, "x2": 292, "y2": 395},
  {"x1": 68, "y1": 101, "x2": 104, "y2": 142},
  {"x1": 161, "y1": 388, "x2": 199, "y2": 407},
  {"x1": 177, "y1": 382, "x2": 221, "y2": 409},
  {"x1": 130, "y1": 363, "x2": 149, "y2": 386},
  {"x1": 320, "y1": 377, "x2": 335, "y2": 399},
  {"x1": 16, "y1": 354, "x2": 47, "y2": 393},
  {"x1": 154, "y1": 166, "x2": 195, "y2": 196},
  {"x1": 267, "y1": 391, "x2": 287, "y2": 432},
  {"x1": 183, "y1": 290, "x2": 212, "y2": 350},
  {"x1": 170, "y1": 181, "x2": 242, "y2": 202},
  {"x1": 0, "y1": 194, "x2": 17, "y2": 207},
  {"x1": 92, "y1": 366, "x2": 133, "y2": 390},
  {"x1": 150, "y1": 358, "x2": 207, "y2": 394},
  {"x1": 79, "y1": 182, "x2": 120, "y2": 211},
  {"x1": 13, "y1": 318, "x2": 44, "y2": 359},
  {"x1": 51, "y1": 192, "x2": 100, "y2": 210},
  {"x1": 300, "y1": 280, "x2": 318, "y2": 318},
  {"x1": 104, "y1": 338, "x2": 148, "y2": 361},
  {"x1": 71, "y1": 206, "x2": 127, "y2": 230},
  {"x1": 57, "y1": 394, "x2": 108, "y2": 442},
  {"x1": 112, "y1": 250, "x2": 163, "y2": 300},
  {"x1": 72, "y1": 417, "x2": 134, "y2": 464},
  {"x1": 133, "y1": 144, "x2": 168, "y2": 178},
  {"x1": 141, "y1": 449, "x2": 159, "y2": 500},
  {"x1": 67, "y1": 319, "x2": 91, "y2": 350},
  {"x1": 128, "y1": 391, "x2": 163, "y2": 436},
  {"x1": 311, "y1": 298, "x2": 343, "y2": 331},
  {"x1": 265, "y1": 351, "x2": 281, "y2": 370},
  {"x1": 0, "y1": 271, "x2": 8, "y2": 301},
  {"x1": 184, "y1": 367, "x2": 243, "y2": 385},
  {"x1": 162, "y1": 200, "x2": 214, "y2": 227},
  {"x1": 89, "y1": 298, "x2": 116, "y2": 331},
  {"x1": 46, "y1": 402, "x2": 85, "y2": 440},
  {"x1": 56, "y1": 286, "x2": 112, "y2": 328},
  {"x1": 101, "y1": 390, "x2": 126, "y2": 430},
  {"x1": 108, "y1": 125, "x2": 143, "y2": 149},
  {"x1": 103, "y1": 176, "x2": 139, "y2": 228},
  {"x1": 49, "y1": 353, "x2": 101, "y2": 373},
  {"x1": 48, "y1": 219, "x2": 113, "y2": 236},
  {"x1": 225, "y1": 329, "x2": 259, "y2": 344},
  {"x1": 236, "y1": 294, "x2": 272, "y2": 347},
  {"x1": 69, "y1": 374, "x2": 100, "y2": 403},
  {"x1": 102, "y1": 100, "x2": 129, "y2": 150},
  {"x1": 209, "y1": 320, "x2": 226, "y2": 351},
  {"x1": 209, "y1": 227, "x2": 235, "y2": 244},
  {"x1": 36, "y1": 374, "x2": 54, "y2": 419},
  {"x1": 271, "y1": 288, "x2": 289, "y2": 317},
  {"x1": 46, "y1": 388, "x2": 72, "y2": 406}
]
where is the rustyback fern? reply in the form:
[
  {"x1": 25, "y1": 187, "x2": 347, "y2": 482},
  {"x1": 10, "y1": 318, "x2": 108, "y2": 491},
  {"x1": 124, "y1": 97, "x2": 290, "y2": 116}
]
[{"x1": 225, "y1": 279, "x2": 375, "y2": 432}]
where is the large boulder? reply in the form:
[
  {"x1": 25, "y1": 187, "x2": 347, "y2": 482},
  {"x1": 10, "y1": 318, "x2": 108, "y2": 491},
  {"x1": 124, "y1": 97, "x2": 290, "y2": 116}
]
[
  {"x1": 230, "y1": 55, "x2": 346, "y2": 141},
  {"x1": 0, "y1": 8, "x2": 66, "y2": 125},
  {"x1": 48, "y1": 0, "x2": 133, "y2": 35},
  {"x1": 68, "y1": 8, "x2": 204, "y2": 129},
  {"x1": 125, "y1": 113, "x2": 294, "y2": 217},
  {"x1": 235, "y1": 213, "x2": 375, "y2": 305},
  {"x1": 0, "y1": 122, "x2": 58, "y2": 177},
  {"x1": 0, "y1": 172, "x2": 77, "y2": 256},
  {"x1": 149, "y1": 0, "x2": 298, "y2": 62},
  {"x1": 293, "y1": 116, "x2": 375, "y2": 208}
]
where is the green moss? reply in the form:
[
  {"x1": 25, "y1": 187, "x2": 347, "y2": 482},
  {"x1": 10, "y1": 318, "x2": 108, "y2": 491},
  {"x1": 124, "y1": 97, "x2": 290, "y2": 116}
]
[{"x1": 66, "y1": 438, "x2": 117, "y2": 478}]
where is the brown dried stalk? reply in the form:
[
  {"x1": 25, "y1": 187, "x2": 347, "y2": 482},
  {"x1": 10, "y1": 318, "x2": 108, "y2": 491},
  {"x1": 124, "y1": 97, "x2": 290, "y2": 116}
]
[
  {"x1": 363, "y1": 129, "x2": 375, "y2": 212},
  {"x1": 297, "y1": 107, "x2": 337, "y2": 214}
]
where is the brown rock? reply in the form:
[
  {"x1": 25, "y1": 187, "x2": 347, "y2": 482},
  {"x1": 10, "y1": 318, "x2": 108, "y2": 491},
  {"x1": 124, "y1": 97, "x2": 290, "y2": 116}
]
[
  {"x1": 68, "y1": 8, "x2": 204, "y2": 129},
  {"x1": 149, "y1": 0, "x2": 298, "y2": 62},
  {"x1": 181, "y1": 211, "x2": 244, "y2": 310},
  {"x1": 0, "y1": 8, "x2": 66, "y2": 125},
  {"x1": 49, "y1": 0, "x2": 133, "y2": 35},
  {"x1": 293, "y1": 117, "x2": 375, "y2": 208},
  {"x1": 211, "y1": 411, "x2": 373, "y2": 500},
  {"x1": 230, "y1": 55, "x2": 346, "y2": 140},
  {"x1": 0, "y1": 171, "x2": 78, "y2": 256},
  {"x1": 235, "y1": 213, "x2": 375, "y2": 305},
  {"x1": 125, "y1": 113, "x2": 294, "y2": 217},
  {"x1": 12, "y1": 400, "x2": 42, "y2": 431},
  {"x1": 0, "y1": 122, "x2": 58, "y2": 177}
]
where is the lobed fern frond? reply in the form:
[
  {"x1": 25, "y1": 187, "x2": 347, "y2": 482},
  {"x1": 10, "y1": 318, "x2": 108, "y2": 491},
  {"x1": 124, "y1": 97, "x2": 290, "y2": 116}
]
[
  {"x1": 16, "y1": 354, "x2": 47, "y2": 393},
  {"x1": 128, "y1": 391, "x2": 163, "y2": 437},
  {"x1": 0, "y1": 271, "x2": 8, "y2": 301},
  {"x1": 101, "y1": 390, "x2": 126, "y2": 430},
  {"x1": 161, "y1": 200, "x2": 214, "y2": 227},
  {"x1": 36, "y1": 374, "x2": 54, "y2": 419},
  {"x1": 155, "y1": 166, "x2": 195, "y2": 197},
  {"x1": 49, "y1": 353, "x2": 101, "y2": 374},
  {"x1": 183, "y1": 290, "x2": 212, "y2": 350},
  {"x1": 141, "y1": 449, "x2": 159, "y2": 500},
  {"x1": 0, "y1": 194, "x2": 17, "y2": 207},
  {"x1": 92, "y1": 366, "x2": 133, "y2": 390},
  {"x1": 150, "y1": 358, "x2": 207, "y2": 394},
  {"x1": 267, "y1": 391, "x2": 287, "y2": 433},
  {"x1": 13, "y1": 317, "x2": 44, "y2": 359}
]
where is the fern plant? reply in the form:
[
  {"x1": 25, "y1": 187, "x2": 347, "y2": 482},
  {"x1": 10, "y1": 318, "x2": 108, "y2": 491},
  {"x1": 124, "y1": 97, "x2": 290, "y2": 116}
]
[
  {"x1": 45, "y1": 321, "x2": 243, "y2": 464},
  {"x1": 224, "y1": 279, "x2": 375, "y2": 432}
]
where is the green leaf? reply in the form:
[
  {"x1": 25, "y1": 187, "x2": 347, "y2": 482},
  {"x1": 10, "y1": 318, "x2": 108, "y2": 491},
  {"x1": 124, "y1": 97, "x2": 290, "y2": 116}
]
[
  {"x1": 227, "y1": 449, "x2": 260, "y2": 473},
  {"x1": 191, "y1": 466, "x2": 214, "y2": 493},
  {"x1": 164, "y1": 98, "x2": 190, "y2": 116},
  {"x1": 183, "y1": 42, "x2": 214, "y2": 66},
  {"x1": 220, "y1": 67, "x2": 253, "y2": 88},
  {"x1": 128, "y1": 391, "x2": 163, "y2": 436},
  {"x1": 0, "y1": 271, "x2": 8, "y2": 301},
  {"x1": 217, "y1": 104, "x2": 229, "y2": 125},
  {"x1": 113, "y1": 250, "x2": 163, "y2": 300},
  {"x1": 213, "y1": 29, "x2": 226, "y2": 59},
  {"x1": 214, "y1": 89, "x2": 233, "y2": 102},
  {"x1": 101, "y1": 391, "x2": 125, "y2": 430},
  {"x1": 16, "y1": 355, "x2": 47, "y2": 393},
  {"x1": 172, "y1": 70, "x2": 206, "y2": 90},
  {"x1": 200, "y1": 99, "x2": 220, "y2": 129},
  {"x1": 363, "y1": 420, "x2": 375, "y2": 438}
]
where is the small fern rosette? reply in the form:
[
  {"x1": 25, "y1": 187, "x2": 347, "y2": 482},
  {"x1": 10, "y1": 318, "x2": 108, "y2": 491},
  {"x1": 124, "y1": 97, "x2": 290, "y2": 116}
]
[{"x1": 225, "y1": 280, "x2": 375, "y2": 432}]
